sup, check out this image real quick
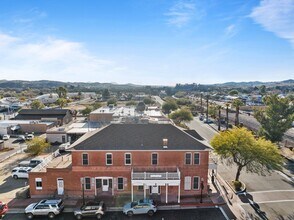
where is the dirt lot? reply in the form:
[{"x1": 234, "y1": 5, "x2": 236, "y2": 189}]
[{"x1": 0, "y1": 153, "x2": 31, "y2": 203}]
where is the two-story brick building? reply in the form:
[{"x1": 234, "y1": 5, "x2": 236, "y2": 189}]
[{"x1": 29, "y1": 123, "x2": 211, "y2": 204}]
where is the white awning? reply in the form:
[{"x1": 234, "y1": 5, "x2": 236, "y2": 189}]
[{"x1": 11, "y1": 125, "x2": 20, "y2": 131}]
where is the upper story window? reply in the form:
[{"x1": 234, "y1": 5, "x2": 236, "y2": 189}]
[
  {"x1": 151, "y1": 153, "x2": 158, "y2": 165},
  {"x1": 106, "y1": 153, "x2": 112, "y2": 165},
  {"x1": 125, "y1": 153, "x2": 132, "y2": 165},
  {"x1": 82, "y1": 153, "x2": 89, "y2": 165},
  {"x1": 185, "y1": 153, "x2": 192, "y2": 165},
  {"x1": 194, "y1": 153, "x2": 200, "y2": 165}
]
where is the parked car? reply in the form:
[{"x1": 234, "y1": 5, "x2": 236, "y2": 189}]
[
  {"x1": 25, "y1": 199, "x2": 64, "y2": 219},
  {"x1": 123, "y1": 199, "x2": 157, "y2": 217},
  {"x1": 203, "y1": 118, "x2": 214, "y2": 124},
  {"x1": 2, "y1": 135, "x2": 10, "y2": 140},
  {"x1": 74, "y1": 201, "x2": 105, "y2": 219},
  {"x1": 59, "y1": 142, "x2": 71, "y2": 153},
  {"x1": 0, "y1": 202, "x2": 8, "y2": 218},
  {"x1": 17, "y1": 135, "x2": 26, "y2": 142},
  {"x1": 29, "y1": 158, "x2": 44, "y2": 168},
  {"x1": 11, "y1": 167, "x2": 32, "y2": 179},
  {"x1": 26, "y1": 134, "x2": 34, "y2": 140},
  {"x1": 18, "y1": 160, "x2": 31, "y2": 167},
  {"x1": 199, "y1": 115, "x2": 204, "y2": 121}
]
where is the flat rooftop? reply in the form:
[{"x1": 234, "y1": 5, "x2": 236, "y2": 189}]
[
  {"x1": 0, "y1": 120, "x2": 54, "y2": 127},
  {"x1": 33, "y1": 153, "x2": 72, "y2": 172}
]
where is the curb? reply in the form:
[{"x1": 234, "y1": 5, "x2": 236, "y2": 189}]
[{"x1": 7, "y1": 203, "x2": 227, "y2": 214}]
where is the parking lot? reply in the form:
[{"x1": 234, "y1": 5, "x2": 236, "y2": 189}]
[{"x1": 0, "y1": 153, "x2": 31, "y2": 203}]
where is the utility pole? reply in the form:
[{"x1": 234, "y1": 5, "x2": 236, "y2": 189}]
[
  {"x1": 200, "y1": 93, "x2": 203, "y2": 115},
  {"x1": 206, "y1": 95, "x2": 209, "y2": 122}
]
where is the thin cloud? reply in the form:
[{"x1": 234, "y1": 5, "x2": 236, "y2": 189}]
[
  {"x1": 165, "y1": 0, "x2": 204, "y2": 28},
  {"x1": 13, "y1": 7, "x2": 47, "y2": 24},
  {"x1": 250, "y1": 0, "x2": 294, "y2": 45},
  {"x1": 0, "y1": 33, "x2": 123, "y2": 82},
  {"x1": 224, "y1": 24, "x2": 237, "y2": 38}
]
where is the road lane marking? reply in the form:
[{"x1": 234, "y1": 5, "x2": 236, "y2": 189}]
[
  {"x1": 247, "y1": 190, "x2": 294, "y2": 194},
  {"x1": 242, "y1": 200, "x2": 294, "y2": 204}
]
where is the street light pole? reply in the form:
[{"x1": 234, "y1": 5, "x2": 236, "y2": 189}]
[
  {"x1": 200, "y1": 178, "x2": 204, "y2": 203},
  {"x1": 81, "y1": 178, "x2": 85, "y2": 205}
]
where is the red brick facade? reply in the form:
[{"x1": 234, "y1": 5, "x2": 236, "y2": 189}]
[{"x1": 29, "y1": 150, "x2": 209, "y2": 203}]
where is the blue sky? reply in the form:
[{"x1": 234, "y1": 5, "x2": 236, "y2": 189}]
[{"x1": 0, "y1": 0, "x2": 293, "y2": 85}]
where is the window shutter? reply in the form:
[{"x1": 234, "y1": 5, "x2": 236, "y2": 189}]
[
  {"x1": 124, "y1": 177, "x2": 127, "y2": 188},
  {"x1": 113, "y1": 178, "x2": 117, "y2": 189}
]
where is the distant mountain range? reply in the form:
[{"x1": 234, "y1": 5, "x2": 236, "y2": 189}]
[
  {"x1": 214, "y1": 79, "x2": 294, "y2": 88},
  {"x1": 0, "y1": 80, "x2": 144, "y2": 91},
  {"x1": 0, "y1": 79, "x2": 293, "y2": 90}
]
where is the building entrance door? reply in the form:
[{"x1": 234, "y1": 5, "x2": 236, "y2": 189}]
[
  {"x1": 102, "y1": 179, "x2": 108, "y2": 191},
  {"x1": 151, "y1": 185, "x2": 160, "y2": 194},
  {"x1": 57, "y1": 178, "x2": 64, "y2": 195}
]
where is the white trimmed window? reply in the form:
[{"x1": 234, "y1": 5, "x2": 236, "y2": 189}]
[
  {"x1": 82, "y1": 153, "x2": 89, "y2": 165},
  {"x1": 106, "y1": 153, "x2": 112, "y2": 165},
  {"x1": 35, "y1": 178, "x2": 42, "y2": 190},
  {"x1": 184, "y1": 176, "x2": 191, "y2": 190},
  {"x1": 194, "y1": 153, "x2": 200, "y2": 165},
  {"x1": 193, "y1": 176, "x2": 199, "y2": 190},
  {"x1": 185, "y1": 153, "x2": 192, "y2": 165},
  {"x1": 125, "y1": 153, "x2": 132, "y2": 165}
]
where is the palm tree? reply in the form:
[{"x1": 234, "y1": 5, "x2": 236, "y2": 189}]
[{"x1": 232, "y1": 99, "x2": 244, "y2": 126}]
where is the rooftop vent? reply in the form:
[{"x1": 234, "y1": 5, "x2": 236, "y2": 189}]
[{"x1": 163, "y1": 138, "x2": 168, "y2": 149}]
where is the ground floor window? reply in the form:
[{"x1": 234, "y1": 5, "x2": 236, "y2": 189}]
[
  {"x1": 118, "y1": 177, "x2": 124, "y2": 190},
  {"x1": 35, "y1": 178, "x2": 42, "y2": 190},
  {"x1": 85, "y1": 177, "x2": 91, "y2": 190},
  {"x1": 138, "y1": 185, "x2": 144, "y2": 190},
  {"x1": 193, "y1": 176, "x2": 199, "y2": 190}
]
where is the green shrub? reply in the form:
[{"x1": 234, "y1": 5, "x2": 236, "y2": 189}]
[{"x1": 233, "y1": 181, "x2": 242, "y2": 191}]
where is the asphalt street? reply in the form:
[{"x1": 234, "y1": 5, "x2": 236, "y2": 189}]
[
  {"x1": 3, "y1": 208, "x2": 227, "y2": 220},
  {"x1": 187, "y1": 117, "x2": 294, "y2": 219}
]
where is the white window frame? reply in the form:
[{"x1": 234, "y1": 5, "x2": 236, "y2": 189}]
[
  {"x1": 82, "y1": 153, "x2": 89, "y2": 165},
  {"x1": 35, "y1": 178, "x2": 42, "y2": 190},
  {"x1": 106, "y1": 153, "x2": 113, "y2": 165},
  {"x1": 193, "y1": 176, "x2": 200, "y2": 190},
  {"x1": 151, "y1": 152, "x2": 158, "y2": 165},
  {"x1": 117, "y1": 177, "x2": 124, "y2": 190},
  {"x1": 184, "y1": 176, "x2": 192, "y2": 190},
  {"x1": 194, "y1": 152, "x2": 200, "y2": 165},
  {"x1": 185, "y1": 152, "x2": 192, "y2": 165},
  {"x1": 125, "y1": 153, "x2": 132, "y2": 165}
]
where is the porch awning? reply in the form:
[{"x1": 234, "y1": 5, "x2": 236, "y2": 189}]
[{"x1": 11, "y1": 125, "x2": 20, "y2": 131}]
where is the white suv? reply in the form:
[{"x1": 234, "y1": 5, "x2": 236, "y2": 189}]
[{"x1": 11, "y1": 167, "x2": 32, "y2": 179}]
